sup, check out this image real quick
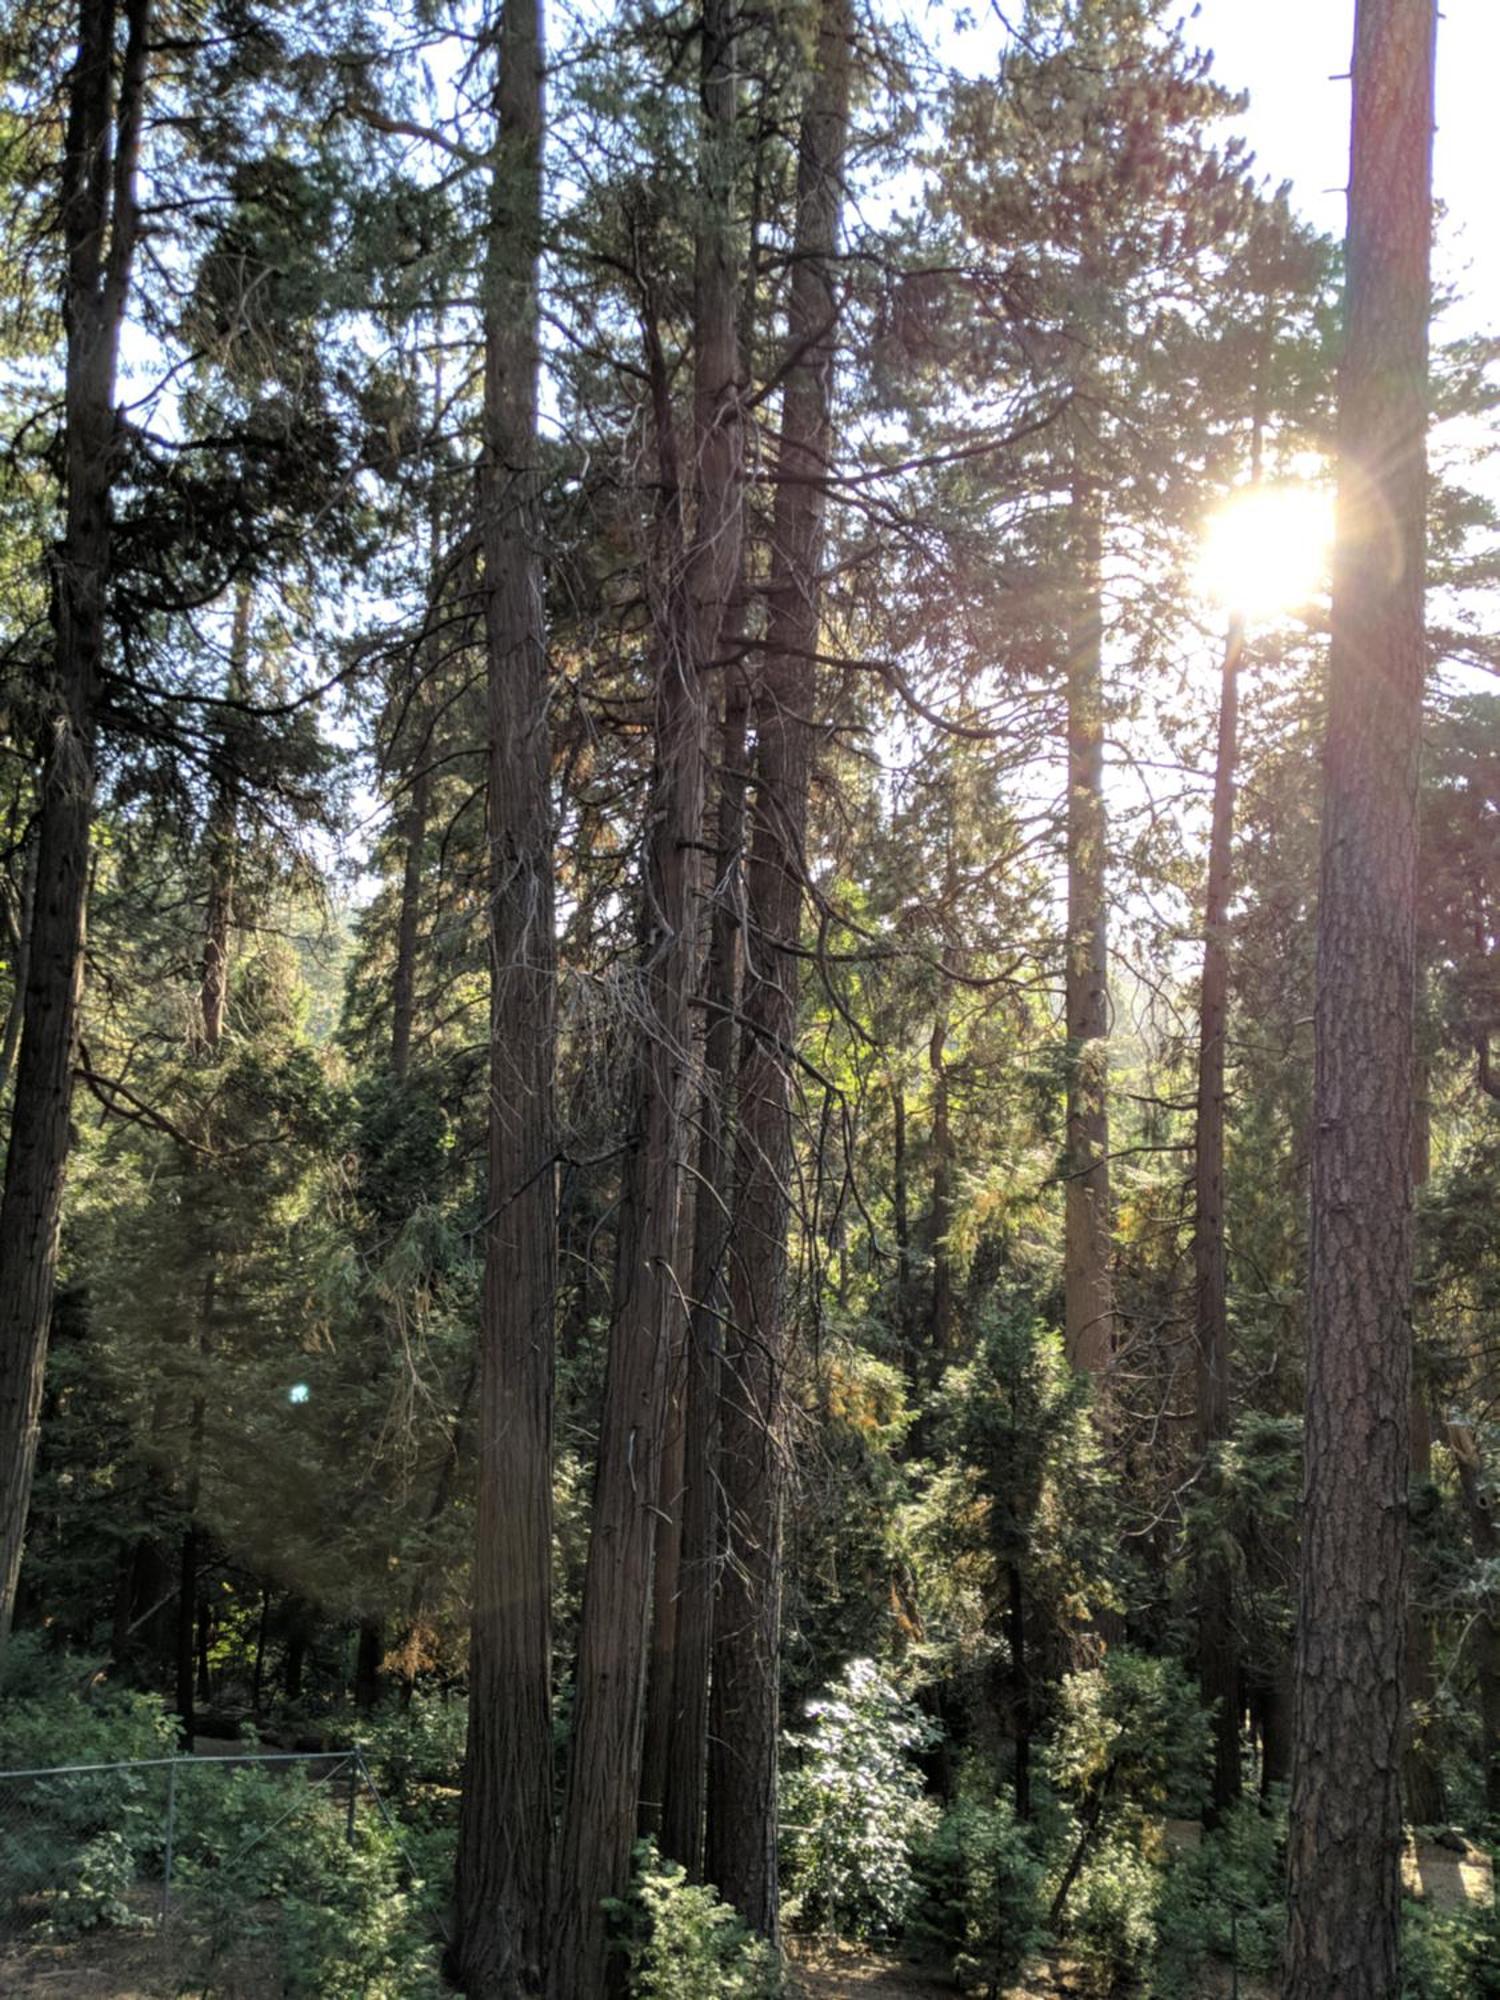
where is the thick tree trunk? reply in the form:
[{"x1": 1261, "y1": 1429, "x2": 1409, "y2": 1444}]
[
  {"x1": 1284, "y1": 5, "x2": 1435, "y2": 1993},
  {"x1": 706, "y1": 0, "x2": 851, "y2": 1937},
  {"x1": 452, "y1": 2, "x2": 557, "y2": 1994},
  {"x1": 1062, "y1": 478, "x2": 1113, "y2": 1385},
  {"x1": 548, "y1": 5, "x2": 743, "y2": 1987},
  {"x1": 655, "y1": 675, "x2": 750, "y2": 1877},
  {"x1": 0, "y1": 0, "x2": 149, "y2": 1649},
  {"x1": 1194, "y1": 613, "x2": 1243, "y2": 1823}
]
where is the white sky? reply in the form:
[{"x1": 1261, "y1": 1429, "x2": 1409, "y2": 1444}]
[{"x1": 1194, "y1": 0, "x2": 1500, "y2": 339}]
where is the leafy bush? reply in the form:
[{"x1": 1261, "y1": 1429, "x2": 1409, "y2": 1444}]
[
  {"x1": 1155, "y1": 1792, "x2": 1284, "y2": 1998},
  {"x1": 0, "y1": 1637, "x2": 177, "y2": 1931},
  {"x1": 173, "y1": 1761, "x2": 445, "y2": 1997},
  {"x1": 1066, "y1": 1827, "x2": 1159, "y2": 1996},
  {"x1": 1401, "y1": 1893, "x2": 1500, "y2": 2000},
  {"x1": 615, "y1": 1841, "x2": 782, "y2": 1999},
  {"x1": 780, "y1": 1658, "x2": 939, "y2": 1939},
  {"x1": 355, "y1": 1693, "x2": 467, "y2": 1796},
  {"x1": 40, "y1": 1829, "x2": 147, "y2": 1938},
  {"x1": 910, "y1": 1790, "x2": 1045, "y2": 1992}
]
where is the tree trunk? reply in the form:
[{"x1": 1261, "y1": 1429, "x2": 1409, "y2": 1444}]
[
  {"x1": 892, "y1": 1080, "x2": 914, "y2": 1374},
  {"x1": 657, "y1": 673, "x2": 750, "y2": 1877},
  {"x1": 1007, "y1": 1560, "x2": 1032, "y2": 1822},
  {"x1": 452, "y1": 1, "x2": 557, "y2": 1992},
  {"x1": 391, "y1": 455, "x2": 442, "y2": 1084},
  {"x1": 1194, "y1": 614, "x2": 1244, "y2": 1823},
  {"x1": 1062, "y1": 477, "x2": 1113, "y2": 1384},
  {"x1": 0, "y1": 0, "x2": 150, "y2": 1649},
  {"x1": 706, "y1": 0, "x2": 851, "y2": 1937},
  {"x1": 928, "y1": 990, "x2": 956, "y2": 1363},
  {"x1": 199, "y1": 585, "x2": 249, "y2": 1049},
  {"x1": 175, "y1": 1522, "x2": 200, "y2": 1743},
  {"x1": 547, "y1": 3, "x2": 743, "y2": 1985},
  {"x1": 355, "y1": 1616, "x2": 383, "y2": 1711},
  {"x1": 1447, "y1": 1424, "x2": 1500, "y2": 1817},
  {"x1": 1284, "y1": 5, "x2": 1435, "y2": 1992},
  {"x1": 1403, "y1": 1388, "x2": 1444, "y2": 1823},
  {"x1": 0, "y1": 840, "x2": 38, "y2": 1106}
]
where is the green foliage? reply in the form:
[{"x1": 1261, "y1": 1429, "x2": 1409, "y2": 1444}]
[
  {"x1": 1401, "y1": 1893, "x2": 1500, "y2": 2000},
  {"x1": 355, "y1": 1694, "x2": 467, "y2": 1796},
  {"x1": 780, "y1": 1658, "x2": 939, "y2": 1940},
  {"x1": 1047, "y1": 1651, "x2": 1211, "y2": 1825},
  {"x1": 0, "y1": 1635, "x2": 178, "y2": 1768},
  {"x1": 172, "y1": 1762, "x2": 445, "y2": 1997},
  {"x1": 1066, "y1": 1827, "x2": 1161, "y2": 1996},
  {"x1": 1155, "y1": 1794, "x2": 1285, "y2": 1998},
  {"x1": 614, "y1": 1842, "x2": 782, "y2": 2000},
  {"x1": 910, "y1": 1790, "x2": 1045, "y2": 1992},
  {"x1": 39, "y1": 1830, "x2": 146, "y2": 1939}
]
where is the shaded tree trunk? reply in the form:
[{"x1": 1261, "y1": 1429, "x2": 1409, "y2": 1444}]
[
  {"x1": 928, "y1": 989, "x2": 956, "y2": 1362},
  {"x1": 1446, "y1": 1423, "x2": 1500, "y2": 1818},
  {"x1": 548, "y1": 3, "x2": 744, "y2": 1985},
  {"x1": 1284, "y1": 4, "x2": 1435, "y2": 1992},
  {"x1": 1194, "y1": 613, "x2": 1244, "y2": 1822},
  {"x1": 706, "y1": 0, "x2": 851, "y2": 1937},
  {"x1": 452, "y1": 1, "x2": 557, "y2": 1992},
  {"x1": 655, "y1": 672, "x2": 750, "y2": 1877},
  {"x1": 0, "y1": 0, "x2": 150, "y2": 1648},
  {"x1": 1062, "y1": 477, "x2": 1113, "y2": 1384}
]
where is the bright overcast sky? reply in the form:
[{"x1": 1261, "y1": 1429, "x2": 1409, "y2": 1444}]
[{"x1": 1194, "y1": 0, "x2": 1499, "y2": 338}]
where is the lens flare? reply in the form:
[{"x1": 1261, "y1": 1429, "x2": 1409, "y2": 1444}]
[{"x1": 1196, "y1": 482, "x2": 1334, "y2": 620}]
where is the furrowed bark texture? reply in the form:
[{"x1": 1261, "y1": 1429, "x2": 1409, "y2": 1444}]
[
  {"x1": 657, "y1": 676, "x2": 749, "y2": 1876},
  {"x1": 0, "y1": 0, "x2": 149, "y2": 1646},
  {"x1": 548, "y1": 2, "x2": 743, "y2": 1985},
  {"x1": 706, "y1": 0, "x2": 851, "y2": 1936},
  {"x1": 1284, "y1": 3, "x2": 1435, "y2": 1992},
  {"x1": 1194, "y1": 614, "x2": 1243, "y2": 1821},
  {"x1": 1062, "y1": 478, "x2": 1113, "y2": 1384},
  {"x1": 453, "y1": 1, "x2": 556, "y2": 1992}
]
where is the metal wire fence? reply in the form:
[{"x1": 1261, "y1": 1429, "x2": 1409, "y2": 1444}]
[{"x1": 0, "y1": 1746, "x2": 443, "y2": 1995}]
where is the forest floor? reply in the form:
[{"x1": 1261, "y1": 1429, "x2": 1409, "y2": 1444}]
[
  {"x1": 786, "y1": 1938, "x2": 1275, "y2": 1998},
  {"x1": 0, "y1": 1922, "x2": 1281, "y2": 1998}
]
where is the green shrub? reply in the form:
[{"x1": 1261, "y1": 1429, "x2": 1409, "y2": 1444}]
[
  {"x1": 1065, "y1": 1827, "x2": 1159, "y2": 1996},
  {"x1": 356, "y1": 1693, "x2": 467, "y2": 1798},
  {"x1": 615, "y1": 1841, "x2": 782, "y2": 1999},
  {"x1": 0, "y1": 1637, "x2": 177, "y2": 1931},
  {"x1": 1155, "y1": 1793, "x2": 1284, "y2": 1998},
  {"x1": 910, "y1": 1791, "x2": 1045, "y2": 1992},
  {"x1": 173, "y1": 1761, "x2": 444, "y2": 1997},
  {"x1": 39, "y1": 1828, "x2": 147, "y2": 1939},
  {"x1": 780, "y1": 1657, "x2": 939, "y2": 1939},
  {"x1": 1402, "y1": 1894, "x2": 1500, "y2": 2000}
]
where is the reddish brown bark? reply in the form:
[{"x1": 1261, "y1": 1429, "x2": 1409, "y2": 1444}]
[
  {"x1": 0, "y1": 0, "x2": 151, "y2": 1646},
  {"x1": 452, "y1": 0, "x2": 557, "y2": 1991},
  {"x1": 706, "y1": 0, "x2": 852, "y2": 1936},
  {"x1": 548, "y1": 2, "x2": 744, "y2": 1984},
  {"x1": 1284, "y1": 4, "x2": 1435, "y2": 1992}
]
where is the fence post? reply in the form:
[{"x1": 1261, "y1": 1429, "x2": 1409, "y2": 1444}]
[
  {"x1": 345, "y1": 1758, "x2": 358, "y2": 1847},
  {"x1": 160, "y1": 1757, "x2": 178, "y2": 1928}
]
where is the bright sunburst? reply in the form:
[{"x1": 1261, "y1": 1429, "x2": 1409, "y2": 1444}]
[{"x1": 1196, "y1": 481, "x2": 1335, "y2": 621}]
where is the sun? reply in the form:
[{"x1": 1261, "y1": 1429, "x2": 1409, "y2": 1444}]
[{"x1": 1196, "y1": 481, "x2": 1335, "y2": 621}]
